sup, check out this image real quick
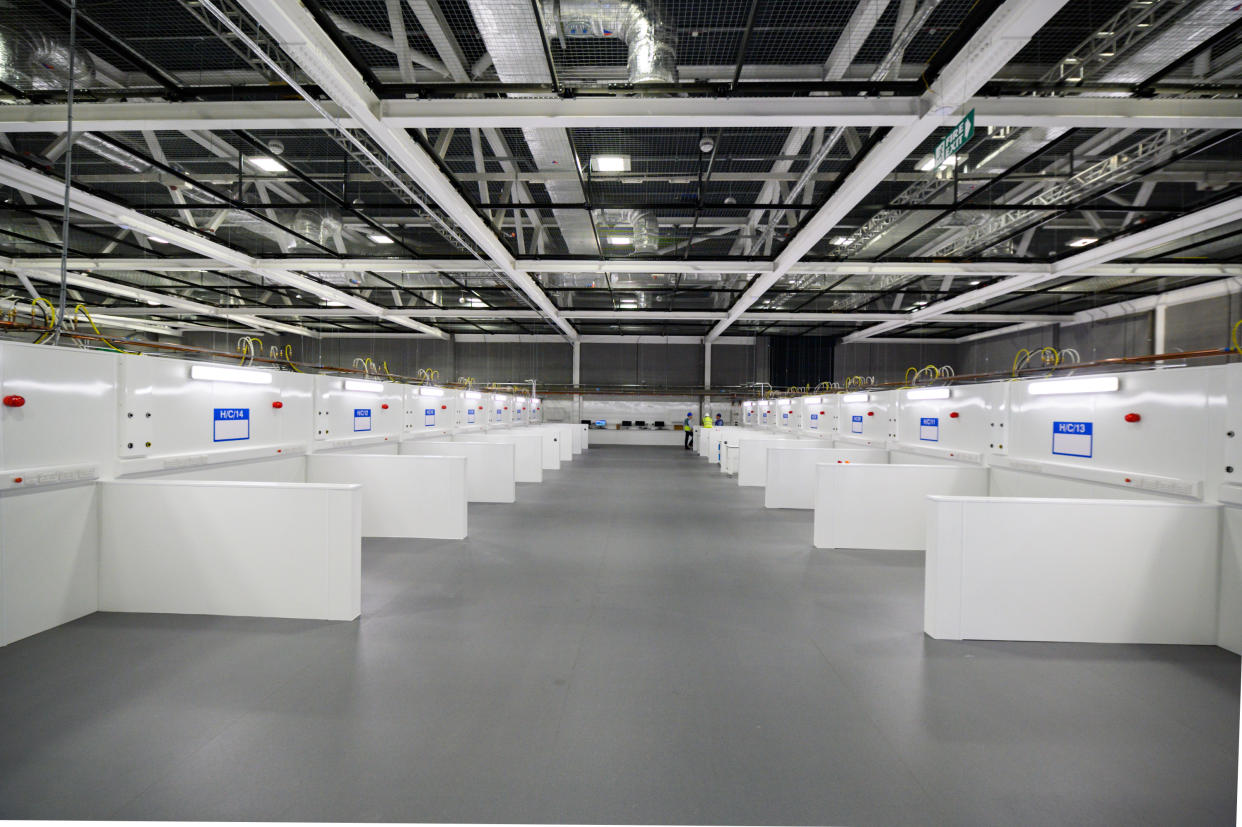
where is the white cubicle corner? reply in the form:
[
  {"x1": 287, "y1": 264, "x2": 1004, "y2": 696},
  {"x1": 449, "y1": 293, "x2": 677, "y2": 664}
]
[
  {"x1": 400, "y1": 439, "x2": 516, "y2": 503},
  {"x1": 814, "y1": 463, "x2": 989, "y2": 550},
  {"x1": 924, "y1": 496, "x2": 1221, "y2": 646},
  {"x1": 307, "y1": 453, "x2": 468, "y2": 539},
  {"x1": 765, "y1": 447, "x2": 888, "y2": 509},
  {"x1": 99, "y1": 480, "x2": 361, "y2": 621}
]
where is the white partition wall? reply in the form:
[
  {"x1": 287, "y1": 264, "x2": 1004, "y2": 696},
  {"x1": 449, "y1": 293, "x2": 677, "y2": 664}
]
[
  {"x1": 814, "y1": 464, "x2": 989, "y2": 550},
  {"x1": 468, "y1": 433, "x2": 543, "y2": 483},
  {"x1": 307, "y1": 453, "x2": 467, "y2": 539},
  {"x1": 400, "y1": 440, "x2": 516, "y2": 503},
  {"x1": 314, "y1": 374, "x2": 402, "y2": 448},
  {"x1": 99, "y1": 480, "x2": 361, "y2": 621},
  {"x1": 765, "y1": 447, "x2": 889, "y2": 509},
  {"x1": 834, "y1": 391, "x2": 890, "y2": 447},
  {"x1": 738, "y1": 436, "x2": 819, "y2": 487},
  {"x1": 924, "y1": 497, "x2": 1221, "y2": 645}
]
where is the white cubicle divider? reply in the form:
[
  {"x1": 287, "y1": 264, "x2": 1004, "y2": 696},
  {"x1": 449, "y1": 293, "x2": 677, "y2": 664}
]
[
  {"x1": 99, "y1": 479, "x2": 361, "y2": 621},
  {"x1": 738, "y1": 436, "x2": 820, "y2": 487},
  {"x1": 537, "y1": 424, "x2": 573, "y2": 461},
  {"x1": 467, "y1": 432, "x2": 543, "y2": 483},
  {"x1": 531, "y1": 427, "x2": 562, "y2": 469},
  {"x1": 306, "y1": 453, "x2": 467, "y2": 540},
  {"x1": 924, "y1": 496, "x2": 1221, "y2": 645},
  {"x1": 814, "y1": 464, "x2": 989, "y2": 550},
  {"x1": 890, "y1": 383, "x2": 999, "y2": 465},
  {"x1": 400, "y1": 439, "x2": 516, "y2": 503},
  {"x1": 765, "y1": 447, "x2": 889, "y2": 509},
  {"x1": 314, "y1": 374, "x2": 403, "y2": 447},
  {"x1": 833, "y1": 391, "x2": 891, "y2": 448},
  {"x1": 406, "y1": 385, "x2": 454, "y2": 438}
]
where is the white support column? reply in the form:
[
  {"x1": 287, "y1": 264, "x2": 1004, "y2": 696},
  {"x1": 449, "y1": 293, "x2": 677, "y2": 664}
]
[
  {"x1": 704, "y1": 340, "x2": 712, "y2": 390},
  {"x1": 1154, "y1": 303, "x2": 1167, "y2": 354},
  {"x1": 572, "y1": 340, "x2": 581, "y2": 387}
]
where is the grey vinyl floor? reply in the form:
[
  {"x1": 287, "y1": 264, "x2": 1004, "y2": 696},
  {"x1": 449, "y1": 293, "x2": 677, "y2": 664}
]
[{"x1": 0, "y1": 445, "x2": 1237, "y2": 824}]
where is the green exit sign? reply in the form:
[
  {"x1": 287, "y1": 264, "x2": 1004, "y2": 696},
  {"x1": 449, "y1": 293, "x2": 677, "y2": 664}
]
[{"x1": 933, "y1": 109, "x2": 975, "y2": 168}]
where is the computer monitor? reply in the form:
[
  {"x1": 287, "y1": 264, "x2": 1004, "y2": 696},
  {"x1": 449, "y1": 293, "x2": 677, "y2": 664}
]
[
  {"x1": 654, "y1": 420, "x2": 665, "y2": 428},
  {"x1": 635, "y1": 420, "x2": 646, "y2": 427},
  {"x1": 580, "y1": 419, "x2": 590, "y2": 425},
  {"x1": 621, "y1": 420, "x2": 633, "y2": 427},
  {"x1": 593, "y1": 419, "x2": 606, "y2": 428}
]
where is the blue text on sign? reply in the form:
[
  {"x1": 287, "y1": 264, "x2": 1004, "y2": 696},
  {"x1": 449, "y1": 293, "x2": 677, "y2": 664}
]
[
  {"x1": 919, "y1": 416, "x2": 939, "y2": 442},
  {"x1": 213, "y1": 407, "x2": 250, "y2": 442},
  {"x1": 1052, "y1": 420, "x2": 1093, "y2": 458},
  {"x1": 353, "y1": 408, "x2": 372, "y2": 433}
]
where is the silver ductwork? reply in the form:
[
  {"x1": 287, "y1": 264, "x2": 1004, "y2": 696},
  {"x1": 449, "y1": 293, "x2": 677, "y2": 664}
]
[
  {"x1": 626, "y1": 209, "x2": 659, "y2": 254},
  {"x1": 542, "y1": 0, "x2": 677, "y2": 84},
  {"x1": 0, "y1": 25, "x2": 96, "y2": 91},
  {"x1": 467, "y1": 0, "x2": 607, "y2": 255}
]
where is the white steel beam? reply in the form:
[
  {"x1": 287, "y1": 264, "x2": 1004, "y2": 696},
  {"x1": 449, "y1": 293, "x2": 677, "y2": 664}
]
[
  {"x1": 842, "y1": 193, "x2": 1242, "y2": 342},
  {"x1": 3, "y1": 97, "x2": 1241, "y2": 133},
  {"x1": 10, "y1": 257, "x2": 1242, "y2": 280},
  {"x1": 230, "y1": 0, "x2": 577, "y2": 341},
  {"x1": 0, "y1": 157, "x2": 444, "y2": 338},
  {"x1": 705, "y1": 0, "x2": 1073, "y2": 342}
]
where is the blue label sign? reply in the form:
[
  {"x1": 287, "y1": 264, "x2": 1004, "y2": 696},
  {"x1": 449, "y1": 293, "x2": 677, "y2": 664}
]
[
  {"x1": 851, "y1": 414, "x2": 863, "y2": 434},
  {"x1": 1052, "y1": 421, "x2": 1093, "y2": 458},
  {"x1": 467, "y1": 408, "x2": 475, "y2": 424},
  {"x1": 919, "y1": 416, "x2": 939, "y2": 442},
  {"x1": 353, "y1": 408, "x2": 372, "y2": 432},
  {"x1": 809, "y1": 413, "x2": 819, "y2": 430},
  {"x1": 213, "y1": 407, "x2": 250, "y2": 442},
  {"x1": 496, "y1": 408, "x2": 503, "y2": 422},
  {"x1": 782, "y1": 413, "x2": 789, "y2": 420},
  {"x1": 424, "y1": 407, "x2": 435, "y2": 427}
]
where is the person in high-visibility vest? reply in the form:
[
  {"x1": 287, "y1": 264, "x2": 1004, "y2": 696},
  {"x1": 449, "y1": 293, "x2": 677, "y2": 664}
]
[
  {"x1": 683, "y1": 413, "x2": 695, "y2": 450},
  {"x1": 702, "y1": 414, "x2": 713, "y2": 428}
]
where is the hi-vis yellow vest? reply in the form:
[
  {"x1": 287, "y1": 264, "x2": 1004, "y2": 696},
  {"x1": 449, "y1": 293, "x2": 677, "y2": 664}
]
[{"x1": 702, "y1": 415, "x2": 713, "y2": 428}]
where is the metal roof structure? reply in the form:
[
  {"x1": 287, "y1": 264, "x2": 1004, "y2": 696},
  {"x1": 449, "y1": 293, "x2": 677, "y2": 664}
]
[{"x1": 1, "y1": 0, "x2": 1241, "y2": 342}]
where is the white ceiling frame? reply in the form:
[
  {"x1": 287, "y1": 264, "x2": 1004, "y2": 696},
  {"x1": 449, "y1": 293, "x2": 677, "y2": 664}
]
[
  {"x1": 0, "y1": 158, "x2": 449, "y2": 339},
  {"x1": 232, "y1": 0, "x2": 577, "y2": 341},
  {"x1": 842, "y1": 193, "x2": 1242, "y2": 342},
  {"x1": 703, "y1": 0, "x2": 1075, "y2": 342},
  {"x1": 3, "y1": 96, "x2": 1241, "y2": 132}
]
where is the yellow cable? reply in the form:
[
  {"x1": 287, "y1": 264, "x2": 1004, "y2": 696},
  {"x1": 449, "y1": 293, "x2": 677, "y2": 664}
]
[
  {"x1": 31, "y1": 298, "x2": 56, "y2": 342},
  {"x1": 71, "y1": 305, "x2": 129, "y2": 354},
  {"x1": 284, "y1": 344, "x2": 303, "y2": 372},
  {"x1": 1231, "y1": 319, "x2": 1242, "y2": 353},
  {"x1": 1012, "y1": 348, "x2": 1029, "y2": 377}
]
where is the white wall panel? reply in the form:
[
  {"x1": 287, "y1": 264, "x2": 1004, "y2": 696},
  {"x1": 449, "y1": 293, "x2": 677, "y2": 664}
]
[
  {"x1": 765, "y1": 447, "x2": 888, "y2": 509},
  {"x1": 466, "y1": 433, "x2": 543, "y2": 483},
  {"x1": 313, "y1": 374, "x2": 402, "y2": 444},
  {"x1": 99, "y1": 480, "x2": 361, "y2": 621},
  {"x1": 306, "y1": 454, "x2": 467, "y2": 539},
  {"x1": 0, "y1": 484, "x2": 99, "y2": 645},
  {"x1": 925, "y1": 496, "x2": 1220, "y2": 645},
  {"x1": 400, "y1": 440, "x2": 516, "y2": 503},
  {"x1": 738, "y1": 436, "x2": 820, "y2": 487},
  {"x1": 814, "y1": 464, "x2": 989, "y2": 550}
]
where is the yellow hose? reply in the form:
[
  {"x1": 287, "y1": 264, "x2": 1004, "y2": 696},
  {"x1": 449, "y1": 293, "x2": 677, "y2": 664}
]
[
  {"x1": 1231, "y1": 319, "x2": 1242, "y2": 353},
  {"x1": 71, "y1": 305, "x2": 129, "y2": 354}
]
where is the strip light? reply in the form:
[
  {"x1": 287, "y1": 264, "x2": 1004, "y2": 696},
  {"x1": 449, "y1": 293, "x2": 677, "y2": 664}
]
[
  {"x1": 494, "y1": 394, "x2": 508, "y2": 401},
  {"x1": 842, "y1": 392, "x2": 868, "y2": 403},
  {"x1": 777, "y1": 397, "x2": 791, "y2": 404},
  {"x1": 804, "y1": 396, "x2": 822, "y2": 404},
  {"x1": 189, "y1": 364, "x2": 272, "y2": 385},
  {"x1": 531, "y1": 397, "x2": 541, "y2": 405},
  {"x1": 463, "y1": 391, "x2": 482, "y2": 400},
  {"x1": 419, "y1": 386, "x2": 445, "y2": 397},
  {"x1": 906, "y1": 387, "x2": 950, "y2": 400},
  {"x1": 1028, "y1": 376, "x2": 1119, "y2": 396},
  {"x1": 344, "y1": 378, "x2": 383, "y2": 393}
]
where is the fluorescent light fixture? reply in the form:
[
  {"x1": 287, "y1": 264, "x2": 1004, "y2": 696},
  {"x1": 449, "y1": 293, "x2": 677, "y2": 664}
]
[
  {"x1": 830, "y1": 236, "x2": 851, "y2": 246},
  {"x1": 324, "y1": 300, "x2": 347, "y2": 307},
  {"x1": 907, "y1": 387, "x2": 950, "y2": 400},
  {"x1": 841, "y1": 391, "x2": 868, "y2": 403},
  {"x1": 248, "y1": 156, "x2": 287, "y2": 172},
  {"x1": 804, "y1": 396, "x2": 821, "y2": 404},
  {"x1": 418, "y1": 386, "x2": 445, "y2": 397},
  {"x1": 917, "y1": 154, "x2": 959, "y2": 172},
  {"x1": 463, "y1": 391, "x2": 482, "y2": 400},
  {"x1": 344, "y1": 378, "x2": 383, "y2": 393},
  {"x1": 777, "y1": 398, "x2": 791, "y2": 404},
  {"x1": 368, "y1": 233, "x2": 394, "y2": 244},
  {"x1": 1068, "y1": 237, "x2": 1098, "y2": 248},
  {"x1": 608, "y1": 236, "x2": 632, "y2": 246},
  {"x1": 494, "y1": 394, "x2": 508, "y2": 401},
  {"x1": 1028, "y1": 376, "x2": 1119, "y2": 396},
  {"x1": 190, "y1": 364, "x2": 272, "y2": 385},
  {"x1": 531, "y1": 397, "x2": 541, "y2": 404},
  {"x1": 147, "y1": 235, "x2": 169, "y2": 244},
  {"x1": 591, "y1": 155, "x2": 630, "y2": 172}
]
